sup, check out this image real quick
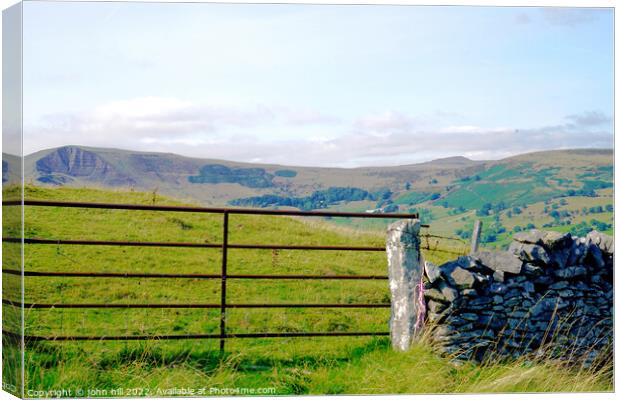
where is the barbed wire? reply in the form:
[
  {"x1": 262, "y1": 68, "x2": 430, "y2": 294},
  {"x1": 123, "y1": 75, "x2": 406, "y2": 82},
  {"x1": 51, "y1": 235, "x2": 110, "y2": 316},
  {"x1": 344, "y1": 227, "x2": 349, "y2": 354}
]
[
  {"x1": 420, "y1": 246, "x2": 466, "y2": 256},
  {"x1": 420, "y1": 232, "x2": 469, "y2": 244},
  {"x1": 419, "y1": 231, "x2": 469, "y2": 257}
]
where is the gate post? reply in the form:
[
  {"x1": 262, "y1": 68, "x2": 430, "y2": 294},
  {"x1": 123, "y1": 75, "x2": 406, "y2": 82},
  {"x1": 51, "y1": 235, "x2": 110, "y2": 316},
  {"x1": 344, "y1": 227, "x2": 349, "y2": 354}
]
[
  {"x1": 386, "y1": 219, "x2": 424, "y2": 351},
  {"x1": 470, "y1": 220, "x2": 482, "y2": 254}
]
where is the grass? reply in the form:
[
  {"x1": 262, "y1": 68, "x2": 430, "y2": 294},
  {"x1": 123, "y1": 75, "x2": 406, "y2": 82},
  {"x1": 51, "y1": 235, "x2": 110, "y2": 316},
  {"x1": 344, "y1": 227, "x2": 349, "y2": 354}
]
[{"x1": 2, "y1": 185, "x2": 612, "y2": 396}]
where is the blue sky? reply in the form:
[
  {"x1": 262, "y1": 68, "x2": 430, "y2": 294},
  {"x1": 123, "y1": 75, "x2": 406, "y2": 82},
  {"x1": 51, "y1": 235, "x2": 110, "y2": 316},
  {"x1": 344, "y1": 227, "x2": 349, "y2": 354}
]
[{"x1": 21, "y1": 2, "x2": 613, "y2": 167}]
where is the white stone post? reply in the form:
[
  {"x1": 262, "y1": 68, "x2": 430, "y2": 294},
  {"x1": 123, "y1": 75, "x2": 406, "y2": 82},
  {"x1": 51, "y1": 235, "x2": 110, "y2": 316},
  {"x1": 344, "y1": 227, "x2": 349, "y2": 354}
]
[{"x1": 386, "y1": 219, "x2": 424, "y2": 351}]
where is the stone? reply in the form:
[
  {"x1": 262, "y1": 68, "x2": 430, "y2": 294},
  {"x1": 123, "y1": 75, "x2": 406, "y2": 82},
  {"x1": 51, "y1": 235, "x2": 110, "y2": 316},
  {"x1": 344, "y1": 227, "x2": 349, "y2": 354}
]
[
  {"x1": 472, "y1": 251, "x2": 523, "y2": 275},
  {"x1": 493, "y1": 295, "x2": 504, "y2": 304},
  {"x1": 586, "y1": 230, "x2": 614, "y2": 255},
  {"x1": 549, "y1": 281, "x2": 569, "y2": 290},
  {"x1": 432, "y1": 325, "x2": 456, "y2": 338},
  {"x1": 446, "y1": 316, "x2": 468, "y2": 326},
  {"x1": 479, "y1": 315, "x2": 506, "y2": 330},
  {"x1": 461, "y1": 313, "x2": 478, "y2": 322},
  {"x1": 453, "y1": 330, "x2": 484, "y2": 340},
  {"x1": 462, "y1": 288, "x2": 478, "y2": 297},
  {"x1": 513, "y1": 229, "x2": 546, "y2": 246},
  {"x1": 425, "y1": 288, "x2": 448, "y2": 303},
  {"x1": 531, "y1": 298, "x2": 561, "y2": 316},
  {"x1": 573, "y1": 281, "x2": 590, "y2": 292},
  {"x1": 534, "y1": 275, "x2": 554, "y2": 286},
  {"x1": 585, "y1": 244, "x2": 605, "y2": 270},
  {"x1": 447, "y1": 266, "x2": 476, "y2": 289},
  {"x1": 523, "y1": 281, "x2": 535, "y2": 293},
  {"x1": 467, "y1": 296, "x2": 492, "y2": 308},
  {"x1": 514, "y1": 229, "x2": 572, "y2": 251},
  {"x1": 541, "y1": 231, "x2": 573, "y2": 250},
  {"x1": 522, "y1": 263, "x2": 544, "y2": 277},
  {"x1": 457, "y1": 323, "x2": 474, "y2": 332},
  {"x1": 427, "y1": 300, "x2": 448, "y2": 314},
  {"x1": 558, "y1": 289, "x2": 575, "y2": 298},
  {"x1": 504, "y1": 298, "x2": 522, "y2": 308},
  {"x1": 439, "y1": 281, "x2": 459, "y2": 302},
  {"x1": 554, "y1": 266, "x2": 587, "y2": 279},
  {"x1": 550, "y1": 247, "x2": 571, "y2": 269},
  {"x1": 489, "y1": 282, "x2": 508, "y2": 295},
  {"x1": 438, "y1": 260, "x2": 459, "y2": 279},
  {"x1": 507, "y1": 318, "x2": 525, "y2": 330},
  {"x1": 567, "y1": 242, "x2": 587, "y2": 266},
  {"x1": 424, "y1": 261, "x2": 441, "y2": 283},
  {"x1": 473, "y1": 272, "x2": 490, "y2": 285},
  {"x1": 493, "y1": 270, "x2": 506, "y2": 282},
  {"x1": 427, "y1": 303, "x2": 454, "y2": 323},
  {"x1": 509, "y1": 242, "x2": 550, "y2": 264},
  {"x1": 456, "y1": 256, "x2": 478, "y2": 269}
]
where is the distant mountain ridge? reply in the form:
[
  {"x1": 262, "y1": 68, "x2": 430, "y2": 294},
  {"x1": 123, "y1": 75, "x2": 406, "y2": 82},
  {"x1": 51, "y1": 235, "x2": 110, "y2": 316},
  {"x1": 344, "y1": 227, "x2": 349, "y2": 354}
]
[{"x1": 2, "y1": 146, "x2": 613, "y2": 211}]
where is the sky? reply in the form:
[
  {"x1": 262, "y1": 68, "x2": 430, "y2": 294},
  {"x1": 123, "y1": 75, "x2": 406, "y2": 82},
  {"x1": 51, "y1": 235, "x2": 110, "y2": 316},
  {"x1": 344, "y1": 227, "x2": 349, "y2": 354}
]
[{"x1": 19, "y1": 2, "x2": 614, "y2": 167}]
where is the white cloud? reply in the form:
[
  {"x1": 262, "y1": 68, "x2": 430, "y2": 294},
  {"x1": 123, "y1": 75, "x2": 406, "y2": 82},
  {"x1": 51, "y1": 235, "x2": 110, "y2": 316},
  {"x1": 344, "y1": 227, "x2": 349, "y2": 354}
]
[
  {"x1": 23, "y1": 99, "x2": 612, "y2": 167},
  {"x1": 26, "y1": 96, "x2": 340, "y2": 154},
  {"x1": 541, "y1": 8, "x2": 602, "y2": 27},
  {"x1": 352, "y1": 111, "x2": 416, "y2": 137},
  {"x1": 565, "y1": 111, "x2": 610, "y2": 127},
  {"x1": 93, "y1": 97, "x2": 193, "y2": 119}
]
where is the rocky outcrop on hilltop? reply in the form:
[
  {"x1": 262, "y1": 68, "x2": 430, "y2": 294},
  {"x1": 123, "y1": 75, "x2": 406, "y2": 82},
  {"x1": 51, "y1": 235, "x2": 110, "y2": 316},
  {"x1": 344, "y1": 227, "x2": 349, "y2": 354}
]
[{"x1": 36, "y1": 146, "x2": 135, "y2": 186}]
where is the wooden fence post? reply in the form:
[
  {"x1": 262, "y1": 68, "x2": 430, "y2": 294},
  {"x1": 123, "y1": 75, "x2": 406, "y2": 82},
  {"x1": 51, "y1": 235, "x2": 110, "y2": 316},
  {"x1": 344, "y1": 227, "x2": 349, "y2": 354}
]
[
  {"x1": 471, "y1": 220, "x2": 482, "y2": 253},
  {"x1": 386, "y1": 219, "x2": 424, "y2": 351}
]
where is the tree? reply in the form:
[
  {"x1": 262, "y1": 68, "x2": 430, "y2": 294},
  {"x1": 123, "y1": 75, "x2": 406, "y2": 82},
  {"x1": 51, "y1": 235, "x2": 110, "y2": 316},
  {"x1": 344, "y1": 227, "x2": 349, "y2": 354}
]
[
  {"x1": 477, "y1": 203, "x2": 493, "y2": 217},
  {"x1": 483, "y1": 233, "x2": 497, "y2": 243},
  {"x1": 591, "y1": 219, "x2": 612, "y2": 232},
  {"x1": 383, "y1": 204, "x2": 399, "y2": 213},
  {"x1": 493, "y1": 201, "x2": 507, "y2": 214}
]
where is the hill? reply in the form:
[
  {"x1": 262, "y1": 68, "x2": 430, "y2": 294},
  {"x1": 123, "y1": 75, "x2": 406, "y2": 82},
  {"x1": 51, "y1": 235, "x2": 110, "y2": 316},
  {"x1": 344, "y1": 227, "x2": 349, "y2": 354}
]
[
  {"x1": 2, "y1": 146, "x2": 613, "y2": 247},
  {"x1": 7, "y1": 145, "x2": 488, "y2": 206}
]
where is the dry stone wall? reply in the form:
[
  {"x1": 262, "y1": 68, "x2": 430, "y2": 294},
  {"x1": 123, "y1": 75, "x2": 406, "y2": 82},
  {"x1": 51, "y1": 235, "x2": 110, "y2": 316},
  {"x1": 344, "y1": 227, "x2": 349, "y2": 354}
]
[{"x1": 423, "y1": 229, "x2": 613, "y2": 364}]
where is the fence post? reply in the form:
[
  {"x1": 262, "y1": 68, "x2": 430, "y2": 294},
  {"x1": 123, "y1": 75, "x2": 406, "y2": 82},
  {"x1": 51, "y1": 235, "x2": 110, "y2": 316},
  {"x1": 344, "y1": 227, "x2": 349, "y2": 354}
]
[
  {"x1": 219, "y1": 211, "x2": 229, "y2": 353},
  {"x1": 386, "y1": 218, "x2": 423, "y2": 351},
  {"x1": 470, "y1": 220, "x2": 482, "y2": 254}
]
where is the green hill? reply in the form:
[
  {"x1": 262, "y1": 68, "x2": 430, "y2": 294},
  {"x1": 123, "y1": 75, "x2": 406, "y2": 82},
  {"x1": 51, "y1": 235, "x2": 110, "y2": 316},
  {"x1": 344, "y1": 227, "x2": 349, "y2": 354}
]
[
  {"x1": 3, "y1": 147, "x2": 611, "y2": 243},
  {"x1": 1, "y1": 186, "x2": 611, "y2": 395}
]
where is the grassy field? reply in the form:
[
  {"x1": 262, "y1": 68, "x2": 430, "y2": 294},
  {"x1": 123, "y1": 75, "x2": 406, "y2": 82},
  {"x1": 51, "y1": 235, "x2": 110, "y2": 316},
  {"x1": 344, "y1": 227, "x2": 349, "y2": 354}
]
[{"x1": 1, "y1": 186, "x2": 612, "y2": 396}]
